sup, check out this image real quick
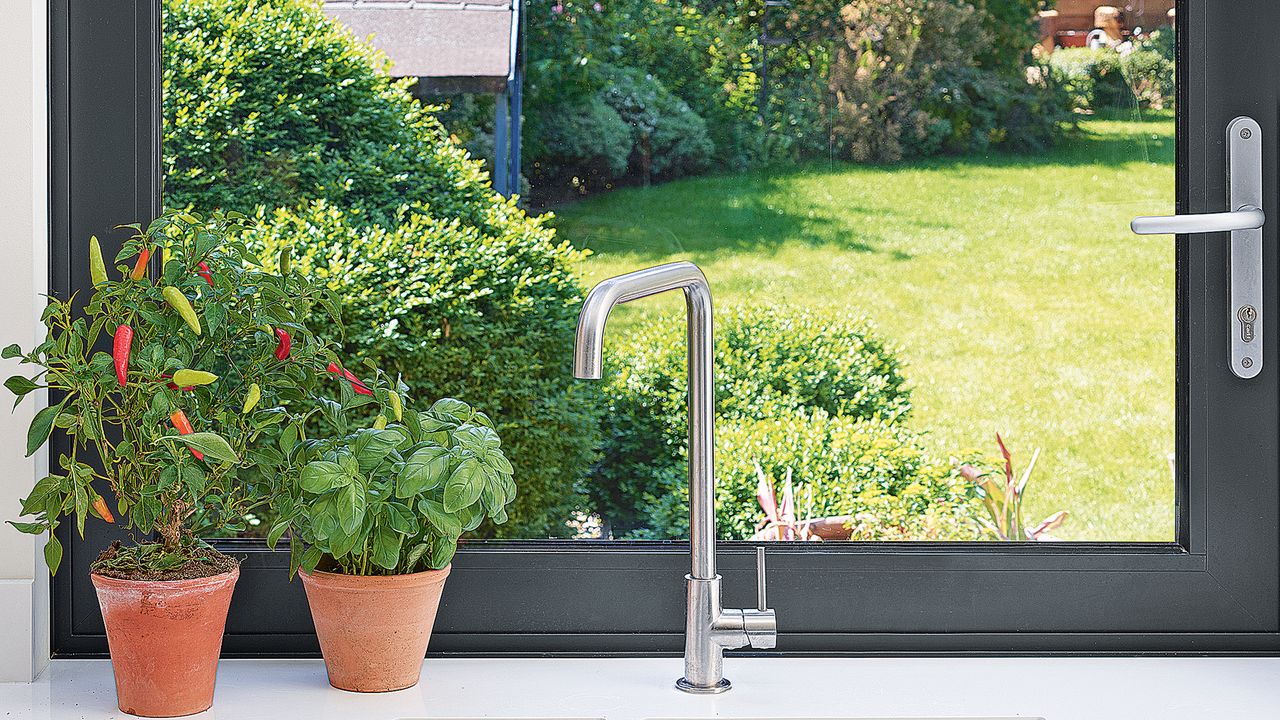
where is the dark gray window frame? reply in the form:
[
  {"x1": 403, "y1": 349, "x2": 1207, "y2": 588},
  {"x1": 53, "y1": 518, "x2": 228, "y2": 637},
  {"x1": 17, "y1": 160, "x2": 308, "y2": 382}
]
[{"x1": 50, "y1": 0, "x2": 1280, "y2": 657}]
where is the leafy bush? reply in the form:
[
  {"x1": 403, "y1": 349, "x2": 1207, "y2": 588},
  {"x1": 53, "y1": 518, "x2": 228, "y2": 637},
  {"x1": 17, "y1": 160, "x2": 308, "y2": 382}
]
[
  {"x1": 246, "y1": 201, "x2": 598, "y2": 538},
  {"x1": 599, "y1": 65, "x2": 715, "y2": 180},
  {"x1": 1048, "y1": 47, "x2": 1131, "y2": 111},
  {"x1": 526, "y1": 63, "x2": 714, "y2": 187},
  {"x1": 969, "y1": 0, "x2": 1044, "y2": 74},
  {"x1": 523, "y1": 0, "x2": 760, "y2": 187},
  {"x1": 595, "y1": 307, "x2": 911, "y2": 536},
  {"x1": 710, "y1": 409, "x2": 983, "y2": 541},
  {"x1": 533, "y1": 95, "x2": 633, "y2": 180},
  {"x1": 164, "y1": 0, "x2": 603, "y2": 538},
  {"x1": 1122, "y1": 31, "x2": 1176, "y2": 110},
  {"x1": 921, "y1": 66, "x2": 1069, "y2": 155},
  {"x1": 164, "y1": 0, "x2": 480, "y2": 227},
  {"x1": 825, "y1": 0, "x2": 1068, "y2": 162},
  {"x1": 1049, "y1": 42, "x2": 1172, "y2": 112}
]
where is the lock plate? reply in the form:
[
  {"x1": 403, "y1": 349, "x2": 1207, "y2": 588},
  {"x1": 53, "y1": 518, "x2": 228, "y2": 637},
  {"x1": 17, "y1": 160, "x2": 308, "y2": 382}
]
[{"x1": 1227, "y1": 117, "x2": 1263, "y2": 378}]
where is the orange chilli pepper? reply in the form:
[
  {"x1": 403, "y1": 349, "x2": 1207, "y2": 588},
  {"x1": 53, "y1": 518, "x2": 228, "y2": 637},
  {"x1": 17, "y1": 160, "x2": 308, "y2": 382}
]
[
  {"x1": 129, "y1": 247, "x2": 151, "y2": 281},
  {"x1": 169, "y1": 409, "x2": 205, "y2": 460},
  {"x1": 91, "y1": 495, "x2": 115, "y2": 524}
]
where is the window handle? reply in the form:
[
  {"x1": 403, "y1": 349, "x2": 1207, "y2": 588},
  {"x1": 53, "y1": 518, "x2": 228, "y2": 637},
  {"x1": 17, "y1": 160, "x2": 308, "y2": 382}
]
[{"x1": 1131, "y1": 116, "x2": 1263, "y2": 379}]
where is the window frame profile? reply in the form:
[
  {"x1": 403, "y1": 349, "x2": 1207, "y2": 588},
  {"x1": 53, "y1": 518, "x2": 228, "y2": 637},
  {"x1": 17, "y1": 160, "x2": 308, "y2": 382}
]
[{"x1": 50, "y1": 0, "x2": 1280, "y2": 657}]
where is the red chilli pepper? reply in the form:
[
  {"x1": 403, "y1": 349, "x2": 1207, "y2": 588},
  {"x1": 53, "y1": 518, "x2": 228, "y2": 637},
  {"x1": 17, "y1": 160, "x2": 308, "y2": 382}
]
[
  {"x1": 273, "y1": 328, "x2": 292, "y2": 361},
  {"x1": 169, "y1": 409, "x2": 204, "y2": 460},
  {"x1": 196, "y1": 261, "x2": 214, "y2": 287},
  {"x1": 112, "y1": 325, "x2": 133, "y2": 386},
  {"x1": 326, "y1": 361, "x2": 373, "y2": 396}
]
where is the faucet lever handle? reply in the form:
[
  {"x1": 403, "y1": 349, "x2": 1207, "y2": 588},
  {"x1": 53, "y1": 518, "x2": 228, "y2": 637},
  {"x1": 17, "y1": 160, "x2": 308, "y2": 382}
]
[{"x1": 755, "y1": 546, "x2": 767, "y2": 611}]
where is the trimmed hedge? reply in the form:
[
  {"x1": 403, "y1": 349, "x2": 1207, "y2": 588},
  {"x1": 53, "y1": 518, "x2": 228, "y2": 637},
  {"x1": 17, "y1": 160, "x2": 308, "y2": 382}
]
[
  {"x1": 524, "y1": 0, "x2": 761, "y2": 185},
  {"x1": 164, "y1": 0, "x2": 501, "y2": 229},
  {"x1": 600, "y1": 65, "x2": 714, "y2": 179},
  {"x1": 596, "y1": 307, "x2": 912, "y2": 537},
  {"x1": 1047, "y1": 48, "x2": 1131, "y2": 111},
  {"x1": 714, "y1": 409, "x2": 982, "y2": 541},
  {"x1": 245, "y1": 201, "x2": 599, "y2": 538},
  {"x1": 163, "y1": 0, "x2": 604, "y2": 538},
  {"x1": 526, "y1": 62, "x2": 715, "y2": 188},
  {"x1": 1048, "y1": 43, "x2": 1174, "y2": 112}
]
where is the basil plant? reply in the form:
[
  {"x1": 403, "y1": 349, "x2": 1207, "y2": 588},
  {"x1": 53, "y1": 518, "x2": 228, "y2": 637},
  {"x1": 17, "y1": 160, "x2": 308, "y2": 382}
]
[{"x1": 267, "y1": 376, "x2": 516, "y2": 576}]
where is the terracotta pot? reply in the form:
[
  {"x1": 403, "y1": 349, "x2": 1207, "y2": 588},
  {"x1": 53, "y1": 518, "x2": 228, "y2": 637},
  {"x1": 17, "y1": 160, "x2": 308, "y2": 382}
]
[
  {"x1": 91, "y1": 567, "x2": 239, "y2": 717},
  {"x1": 300, "y1": 565, "x2": 451, "y2": 692}
]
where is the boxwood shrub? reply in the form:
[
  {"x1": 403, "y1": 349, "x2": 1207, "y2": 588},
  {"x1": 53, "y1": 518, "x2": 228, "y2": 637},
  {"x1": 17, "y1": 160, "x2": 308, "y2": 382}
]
[
  {"x1": 1047, "y1": 47, "x2": 1132, "y2": 111},
  {"x1": 596, "y1": 306, "x2": 912, "y2": 537},
  {"x1": 163, "y1": 0, "x2": 604, "y2": 537},
  {"x1": 245, "y1": 201, "x2": 599, "y2": 538},
  {"x1": 712, "y1": 409, "x2": 982, "y2": 541},
  {"x1": 164, "y1": 0, "x2": 506, "y2": 229}
]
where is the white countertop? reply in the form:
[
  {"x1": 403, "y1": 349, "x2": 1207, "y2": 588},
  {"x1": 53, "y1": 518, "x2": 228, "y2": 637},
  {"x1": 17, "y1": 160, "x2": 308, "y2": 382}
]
[{"x1": 3, "y1": 656, "x2": 1279, "y2": 719}]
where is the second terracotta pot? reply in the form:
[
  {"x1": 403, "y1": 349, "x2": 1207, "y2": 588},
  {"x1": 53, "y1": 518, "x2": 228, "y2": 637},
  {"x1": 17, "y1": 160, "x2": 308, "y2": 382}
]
[
  {"x1": 91, "y1": 567, "x2": 239, "y2": 717},
  {"x1": 300, "y1": 565, "x2": 451, "y2": 692}
]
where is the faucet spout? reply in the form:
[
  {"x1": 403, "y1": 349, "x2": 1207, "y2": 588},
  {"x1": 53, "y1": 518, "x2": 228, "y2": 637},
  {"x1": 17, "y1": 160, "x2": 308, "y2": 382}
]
[
  {"x1": 572, "y1": 262, "x2": 717, "y2": 580},
  {"x1": 573, "y1": 261, "x2": 775, "y2": 694}
]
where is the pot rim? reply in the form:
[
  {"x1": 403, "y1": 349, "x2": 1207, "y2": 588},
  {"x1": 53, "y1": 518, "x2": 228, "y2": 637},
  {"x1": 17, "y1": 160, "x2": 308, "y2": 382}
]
[
  {"x1": 90, "y1": 565, "x2": 240, "y2": 590},
  {"x1": 300, "y1": 564, "x2": 452, "y2": 589}
]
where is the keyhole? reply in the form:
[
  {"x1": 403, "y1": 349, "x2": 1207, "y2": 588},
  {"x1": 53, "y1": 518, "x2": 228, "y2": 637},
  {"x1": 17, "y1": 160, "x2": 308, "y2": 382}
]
[{"x1": 1238, "y1": 305, "x2": 1258, "y2": 343}]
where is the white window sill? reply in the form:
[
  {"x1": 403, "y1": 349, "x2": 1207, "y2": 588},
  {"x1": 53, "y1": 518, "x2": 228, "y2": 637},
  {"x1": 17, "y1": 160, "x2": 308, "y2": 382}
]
[{"x1": 3, "y1": 656, "x2": 1279, "y2": 719}]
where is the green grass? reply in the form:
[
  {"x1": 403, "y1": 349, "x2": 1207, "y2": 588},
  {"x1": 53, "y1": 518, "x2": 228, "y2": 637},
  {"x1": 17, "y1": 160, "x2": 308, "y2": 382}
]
[{"x1": 551, "y1": 110, "x2": 1177, "y2": 542}]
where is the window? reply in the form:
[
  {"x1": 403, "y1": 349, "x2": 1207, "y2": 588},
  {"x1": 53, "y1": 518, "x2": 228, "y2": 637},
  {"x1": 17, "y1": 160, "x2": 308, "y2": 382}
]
[{"x1": 51, "y1": 0, "x2": 1280, "y2": 657}]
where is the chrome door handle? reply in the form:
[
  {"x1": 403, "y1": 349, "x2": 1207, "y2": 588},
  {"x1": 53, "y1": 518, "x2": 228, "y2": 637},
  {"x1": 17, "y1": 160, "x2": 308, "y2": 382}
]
[
  {"x1": 1131, "y1": 116, "x2": 1264, "y2": 379},
  {"x1": 1131, "y1": 207, "x2": 1263, "y2": 235}
]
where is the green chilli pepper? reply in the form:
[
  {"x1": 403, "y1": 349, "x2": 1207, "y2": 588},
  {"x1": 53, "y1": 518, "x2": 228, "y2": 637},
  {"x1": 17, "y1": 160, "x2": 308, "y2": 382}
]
[
  {"x1": 162, "y1": 286, "x2": 202, "y2": 335},
  {"x1": 172, "y1": 369, "x2": 218, "y2": 387},
  {"x1": 279, "y1": 247, "x2": 292, "y2": 276},
  {"x1": 242, "y1": 383, "x2": 261, "y2": 414},
  {"x1": 89, "y1": 236, "x2": 108, "y2": 286},
  {"x1": 388, "y1": 391, "x2": 403, "y2": 422},
  {"x1": 373, "y1": 415, "x2": 388, "y2": 430}
]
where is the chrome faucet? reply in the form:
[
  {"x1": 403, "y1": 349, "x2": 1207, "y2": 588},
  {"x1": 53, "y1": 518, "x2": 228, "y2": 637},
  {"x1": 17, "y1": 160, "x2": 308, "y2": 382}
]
[{"x1": 572, "y1": 261, "x2": 777, "y2": 694}]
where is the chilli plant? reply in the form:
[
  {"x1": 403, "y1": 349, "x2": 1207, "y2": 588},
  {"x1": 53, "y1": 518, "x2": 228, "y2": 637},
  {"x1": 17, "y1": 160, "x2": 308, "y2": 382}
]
[
  {"x1": 4, "y1": 209, "x2": 340, "y2": 575},
  {"x1": 266, "y1": 372, "x2": 516, "y2": 577},
  {"x1": 958, "y1": 434, "x2": 1068, "y2": 542}
]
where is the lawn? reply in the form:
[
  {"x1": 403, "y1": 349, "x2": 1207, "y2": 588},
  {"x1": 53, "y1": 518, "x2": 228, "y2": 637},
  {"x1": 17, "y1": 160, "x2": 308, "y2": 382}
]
[{"x1": 551, "y1": 110, "x2": 1176, "y2": 542}]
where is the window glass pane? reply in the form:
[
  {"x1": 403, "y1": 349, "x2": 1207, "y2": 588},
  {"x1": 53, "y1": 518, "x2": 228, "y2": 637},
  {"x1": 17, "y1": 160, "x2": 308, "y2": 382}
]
[{"x1": 163, "y1": 0, "x2": 1175, "y2": 543}]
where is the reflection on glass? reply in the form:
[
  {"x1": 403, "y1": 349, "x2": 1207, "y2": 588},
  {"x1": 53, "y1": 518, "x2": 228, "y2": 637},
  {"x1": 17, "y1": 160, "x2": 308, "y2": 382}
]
[{"x1": 165, "y1": 0, "x2": 1175, "y2": 543}]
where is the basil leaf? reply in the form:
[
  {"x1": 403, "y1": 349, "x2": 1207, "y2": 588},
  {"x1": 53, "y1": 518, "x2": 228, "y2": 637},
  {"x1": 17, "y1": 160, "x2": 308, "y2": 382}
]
[
  {"x1": 300, "y1": 461, "x2": 345, "y2": 494},
  {"x1": 371, "y1": 524, "x2": 402, "y2": 571},
  {"x1": 396, "y1": 445, "x2": 451, "y2": 498},
  {"x1": 442, "y1": 456, "x2": 485, "y2": 512}
]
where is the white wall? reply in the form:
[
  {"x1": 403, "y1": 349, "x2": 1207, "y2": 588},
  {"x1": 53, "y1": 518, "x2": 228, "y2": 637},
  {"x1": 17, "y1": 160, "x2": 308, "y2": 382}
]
[{"x1": 0, "y1": 0, "x2": 51, "y2": 683}]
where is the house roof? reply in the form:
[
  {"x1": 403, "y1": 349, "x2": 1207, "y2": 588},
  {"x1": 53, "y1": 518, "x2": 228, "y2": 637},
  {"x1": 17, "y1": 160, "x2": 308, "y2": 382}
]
[{"x1": 322, "y1": 0, "x2": 517, "y2": 84}]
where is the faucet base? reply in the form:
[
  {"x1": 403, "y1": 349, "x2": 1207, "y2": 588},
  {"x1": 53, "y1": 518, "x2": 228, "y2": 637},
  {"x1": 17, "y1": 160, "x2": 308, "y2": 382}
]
[{"x1": 675, "y1": 677, "x2": 731, "y2": 694}]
